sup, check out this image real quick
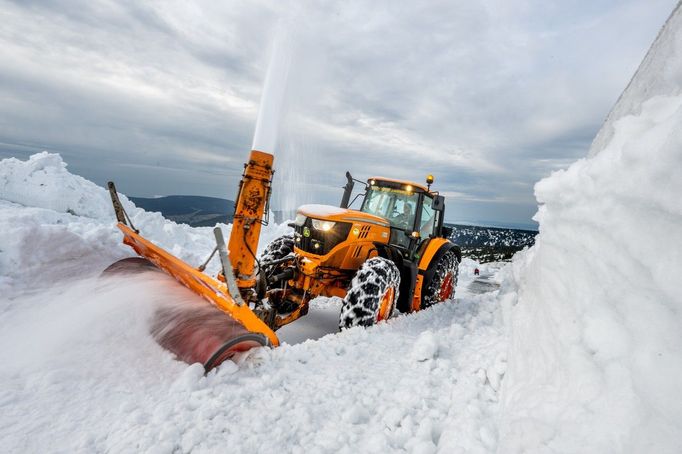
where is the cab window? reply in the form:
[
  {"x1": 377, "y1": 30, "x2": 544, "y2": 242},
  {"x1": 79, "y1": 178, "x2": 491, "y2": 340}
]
[
  {"x1": 361, "y1": 187, "x2": 418, "y2": 230},
  {"x1": 419, "y1": 195, "x2": 436, "y2": 237}
]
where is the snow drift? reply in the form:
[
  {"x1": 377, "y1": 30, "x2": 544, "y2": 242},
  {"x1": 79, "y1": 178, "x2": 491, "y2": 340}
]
[
  {"x1": 0, "y1": 152, "x2": 290, "y2": 296},
  {"x1": 499, "y1": 4, "x2": 682, "y2": 452}
]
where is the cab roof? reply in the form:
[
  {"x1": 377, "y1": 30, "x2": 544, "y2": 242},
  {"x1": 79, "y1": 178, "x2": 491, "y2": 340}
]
[{"x1": 367, "y1": 176, "x2": 431, "y2": 194}]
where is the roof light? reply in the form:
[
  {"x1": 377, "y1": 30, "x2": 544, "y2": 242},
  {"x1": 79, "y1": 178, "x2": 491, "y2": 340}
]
[{"x1": 405, "y1": 184, "x2": 413, "y2": 192}]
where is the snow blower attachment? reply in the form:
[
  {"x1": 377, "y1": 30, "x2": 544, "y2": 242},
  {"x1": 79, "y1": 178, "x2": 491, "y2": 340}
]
[
  {"x1": 107, "y1": 148, "x2": 461, "y2": 372},
  {"x1": 106, "y1": 150, "x2": 280, "y2": 372}
]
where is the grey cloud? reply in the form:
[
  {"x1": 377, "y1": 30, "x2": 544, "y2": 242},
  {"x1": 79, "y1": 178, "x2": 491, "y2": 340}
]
[{"x1": 0, "y1": 0, "x2": 677, "y2": 228}]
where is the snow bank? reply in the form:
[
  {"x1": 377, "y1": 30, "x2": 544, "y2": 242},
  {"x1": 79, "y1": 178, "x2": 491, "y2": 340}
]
[
  {"x1": 590, "y1": 3, "x2": 682, "y2": 157},
  {"x1": 0, "y1": 151, "x2": 118, "y2": 219},
  {"x1": 0, "y1": 152, "x2": 290, "y2": 296},
  {"x1": 499, "y1": 5, "x2": 682, "y2": 452}
]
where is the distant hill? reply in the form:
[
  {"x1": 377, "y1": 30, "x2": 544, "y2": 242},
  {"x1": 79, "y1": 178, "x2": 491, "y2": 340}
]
[
  {"x1": 445, "y1": 223, "x2": 537, "y2": 262},
  {"x1": 130, "y1": 195, "x2": 234, "y2": 227}
]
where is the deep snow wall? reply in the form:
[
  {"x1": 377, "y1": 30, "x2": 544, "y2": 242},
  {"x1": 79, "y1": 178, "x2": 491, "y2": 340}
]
[
  {"x1": 590, "y1": 2, "x2": 682, "y2": 156},
  {"x1": 499, "y1": 4, "x2": 682, "y2": 453}
]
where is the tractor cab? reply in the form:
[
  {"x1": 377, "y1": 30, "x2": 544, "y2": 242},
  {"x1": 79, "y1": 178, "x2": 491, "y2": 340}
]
[{"x1": 342, "y1": 174, "x2": 448, "y2": 259}]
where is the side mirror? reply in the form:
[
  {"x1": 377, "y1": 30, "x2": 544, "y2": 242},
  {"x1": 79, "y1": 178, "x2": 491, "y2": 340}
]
[{"x1": 431, "y1": 195, "x2": 445, "y2": 211}]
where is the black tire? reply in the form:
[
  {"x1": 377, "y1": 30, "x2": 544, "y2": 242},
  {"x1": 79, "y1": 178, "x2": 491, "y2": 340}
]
[
  {"x1": 101, "y1": 257, "x2": 160, "y2": 276},
  {"x1": 260, "y1": 234, "x2": 294, "y2": 263},
  {"x1": 260, "y1": 234, "x2": 295, "y2": 287},
  {"x1": 339, "y1": 257, "x2": 401, "y2": 330},
  {"x1": 421, "y1": 250, "x2": 459, "y2": 309}
]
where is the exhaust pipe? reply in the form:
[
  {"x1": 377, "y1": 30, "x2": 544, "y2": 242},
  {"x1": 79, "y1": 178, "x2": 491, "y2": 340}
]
[{"x1": 340, "y1": 171, "x2": 354, "y2": 208}]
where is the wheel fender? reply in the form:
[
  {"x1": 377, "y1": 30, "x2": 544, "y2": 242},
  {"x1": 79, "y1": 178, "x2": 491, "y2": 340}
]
[{"x1": 418, "y1": 239, "x2": 460, "y2": 290}]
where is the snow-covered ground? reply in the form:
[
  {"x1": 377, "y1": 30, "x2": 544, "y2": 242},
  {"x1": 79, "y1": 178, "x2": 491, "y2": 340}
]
[
  {"x1": 2, "y1": 4, "x2": 682, "y2": 453},
  {"x1": 0, "y1": 152, "x2": 508, "y2": 453}
]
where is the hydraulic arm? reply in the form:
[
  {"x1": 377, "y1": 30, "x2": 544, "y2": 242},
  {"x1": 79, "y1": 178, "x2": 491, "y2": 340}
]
[{"x1": 228, "y1": 150, "x2": 274, "y2": 291}]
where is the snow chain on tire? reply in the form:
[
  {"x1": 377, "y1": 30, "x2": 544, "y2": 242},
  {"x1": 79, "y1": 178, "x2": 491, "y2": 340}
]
[
  {"x1": 259, "y1": 234, "x2": 295, "y2": 288},
  {"x1": 260, "y1": 234, "x2": 294, "y2": 264},
  {"x1": 421, "y1": 250, "x2": 459, "y2": 309},
  {"x1": 339, "y1": 257, "x2": 401, "y2": 330}
]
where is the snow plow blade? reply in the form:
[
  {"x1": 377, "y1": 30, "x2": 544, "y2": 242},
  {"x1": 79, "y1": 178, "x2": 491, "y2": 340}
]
[{"x1": 111, "y1": 223, "x2": 279, "y2": 371}]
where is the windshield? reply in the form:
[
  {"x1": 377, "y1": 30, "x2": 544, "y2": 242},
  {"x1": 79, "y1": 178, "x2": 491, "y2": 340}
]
[{"x1": 361, "y1": 187, "x2": 419, "y2": 230}]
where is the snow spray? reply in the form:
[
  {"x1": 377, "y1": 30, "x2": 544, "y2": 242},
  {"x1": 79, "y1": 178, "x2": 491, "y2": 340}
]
[
  {"x1": 251, "y1": 20, "x2": 320, "y2": 222},
  {"x1": 0, "y1": 273, "x2": 180, "y2": 373}
]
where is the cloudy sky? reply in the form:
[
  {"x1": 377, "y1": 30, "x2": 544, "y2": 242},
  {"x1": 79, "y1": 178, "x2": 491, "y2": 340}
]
[{"x1": 0, "y1": 0, "x2": 677, "y2": 228}]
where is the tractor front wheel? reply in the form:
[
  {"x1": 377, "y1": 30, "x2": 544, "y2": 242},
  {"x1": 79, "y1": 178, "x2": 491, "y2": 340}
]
[
  {"x1": 260, "y1": 234, "x2": 294, "y2": 263},
  {"x1": 260, "y1": 234, "x2": 295, "y2": 287},
  {"x1": 339, "y1": 257, "x2": 401, "y2": 330}
]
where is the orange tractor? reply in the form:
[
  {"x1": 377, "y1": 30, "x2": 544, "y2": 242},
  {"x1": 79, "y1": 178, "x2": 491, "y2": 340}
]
[{"x1": 106, "y1": 150, "x2": 460, "y2": 371}]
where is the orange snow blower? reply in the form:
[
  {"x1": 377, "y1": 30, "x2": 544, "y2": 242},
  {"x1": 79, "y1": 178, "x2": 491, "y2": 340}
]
[
  {"x1": 106, "y1": 150, "x2": 280, "y2": 370},
  {"x1": 107, "y1": 149, "x2": 460, "y2": 372}
]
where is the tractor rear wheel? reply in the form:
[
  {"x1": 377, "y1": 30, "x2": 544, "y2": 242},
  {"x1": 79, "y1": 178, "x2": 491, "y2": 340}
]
[
  {"x1": 421, "y1": 250, "x2": 459, "y2": 309},
  {"x1": 339, "y1": 257, "x2": 401, "y2": 329}
]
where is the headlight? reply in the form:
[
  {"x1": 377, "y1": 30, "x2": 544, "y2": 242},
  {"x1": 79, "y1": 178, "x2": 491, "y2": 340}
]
[
  {"x1": 311, "y1": 219, "x2": 336, "y2": 232},
  {"x1": 294, "y1": 213, "x2": 306, "y2": 226}
]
